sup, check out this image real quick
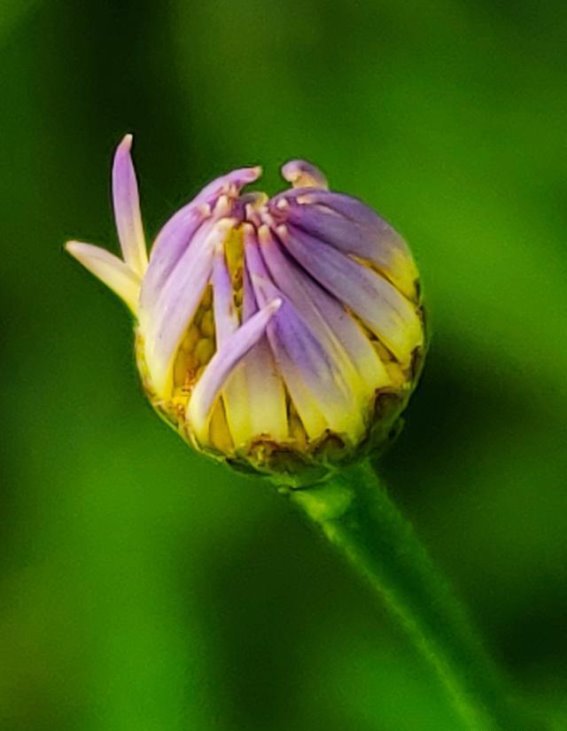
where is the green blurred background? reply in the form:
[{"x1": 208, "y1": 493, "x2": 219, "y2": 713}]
[{"x1": 1, "y1": 1, "x2": 565, "y2": 729}]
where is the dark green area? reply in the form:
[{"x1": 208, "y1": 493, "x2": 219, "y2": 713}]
[{"x1": 0, "y1": 1, "x2": 565, "y2": 729}]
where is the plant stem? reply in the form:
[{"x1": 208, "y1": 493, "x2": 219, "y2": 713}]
[{"x1": 287, "y1": 460, "x2": 533, "y2": 731}]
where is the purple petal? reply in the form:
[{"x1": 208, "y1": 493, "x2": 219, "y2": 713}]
[
  {"x1": 212, "y1": 241, "x2": 238, "y2": 345},
  {"x1": 141, "y1": 206, "x2": 210, "y2": 315},
  {"x1": 278, "y1": 224, "x2": 423, "y2": 366},
  {"x1": 187, "y1": 298, "x2": 282, "y2": 442},
  {"x1": 258, "y1": 226, "x2": 361, "y2": 384},
  {"x1": 280, "y1": 160, "x2": 328, "y2": 189},
  {"x1": 192, "y1": 166, "x2": 262, "y2": 206},
  {"x1": 112, "y1": 135, "x2": 148, "y2": 275},
  {"x1": 149, "y1": 165, "x2": 260, "y2": 265},
  {"x1": 140, "y1": 219, "x2": 234, "y2": 395},
  {"x1": 272, "y1": 188, "x2": 384, "y2": 228},
  {"x1": 241, "y1": 265, "x2": 258, "y2": 321},
  {"x1": 245, "y1": 227, "x2": 365, "y2": 440},
  {"x1": 214, "y1": 264, "x2": 289, "y2": 447},
  {"x1": 258, "y1": 228, "x2": 389, "y2": 394},
  {"x1": 141, "y1": 165, "x2": 261, "y2": 309},
  {"x1": 211, "y1": 245, "x2": 243, "y2": 443},
  {"x1": 151, "y1": 168, "x2": 261, "y2": 246},
  {"x1": 269, "y1": 190, "x2": 418, "y2": 298}
]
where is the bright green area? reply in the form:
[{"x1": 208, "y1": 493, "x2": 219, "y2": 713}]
[{"x1": 0, "y1": 1, "x2": 565, "y2": 730}]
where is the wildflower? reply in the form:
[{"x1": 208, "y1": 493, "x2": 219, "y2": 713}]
[{"x1": 66, "y1": 136, "x2": 425, "y2": 484}]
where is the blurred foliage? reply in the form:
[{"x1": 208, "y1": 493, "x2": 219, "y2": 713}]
[{"x1": 0, "y1": 1, "x2": 566, "y2": 729}]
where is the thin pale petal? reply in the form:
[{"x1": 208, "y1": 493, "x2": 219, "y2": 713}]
[
  {"x1": 212, "y1": 242, "x2": 238, "y2": 345},
  {"x1": 258, "y1": 226, "x2": 361, "y2": 388},
  {"x1": 147, "y1": 166, "x2": 260, "y2": 268},
  {"x1": 187, "y1": 299, "x2": 282, "y2": 442},
  {"x1": 258, "y1": 226, "x2": 390, "y2": 397},
  {"x1": 270, "y1": 190, "x2": 418, "y2": 298},
  {"x1": 223, "y1": 266, "x2": 288, "y2": 446},
  {"x1": 140, "y1": 166, "x2": 261, "y2": 310},
  {"x1": 141, "y1": 219, "x2": 233, "y2": 396},
  {"x1": 65, "y1": 241, "x2": 140, "y2": 314},
  {"x1": 209, "y1": 237, "x2": 288, "y2": 448},
  {"x1": 141, "y1": 206, "x2": 210, "y2": 313},
  {"x1": 279, "y1": 225, "x2": 423, "y2": 367},
  {"x1": 192, "y1": 166, "x2": 262, "y2": 206},
  {"x1": 112, "y1": 135, "x2": 148, "y2": 275},
  {"x1": 245, "y1": 228, "x2": 365, "y2": 441},
  {"x1": 272, "y1": 188, "x2": 385, "y2": 228},
  {"x1": 211, "y1": 240, "x2": 253, "y2": 445},
  {"x1": 294, "y1": 268, "x2": 390, "y2": 394}
]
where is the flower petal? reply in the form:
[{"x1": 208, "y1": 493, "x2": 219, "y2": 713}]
[
  {"x1": 224, "y1": 266, "x2": 288, "y2": 447},
  {"x1": 212, "y1": 241, "x2": 238, "y2": 345},
  {"x1": 140, "y1": 166, "x2": 261, "y2": 311},
  {"x1": 192, "y1": 166, "x2": 262, "y2": 206},
  {"x1": 211, "y1": 239, "x2": 253, "y2": 445},
  {"x1": 187, "y1": 298, "x2": 282, "y2": 442},
  {"x1": 258, "y1": 226, "x2": 361, "y2": 389},
  {"x1": 270, "y1": 190, "x2": 418, "y2": 299},
  {"x1": 65, "y1": 241, "x2": 140, "y2": 314},
  {"x1": 140, "y1": 219, "x2": 234, "y2": 396},
  {"x1": 278, "y1": 224, "x2": 423, "y2": 367},
  {"x1": 273, "y1": 188, "x2": 387, "y2": 228},
  {"x1": 210, "y1": 236, "x2": 288, "y2": 447},
  {"x1": 112, "y1": 135, "x2": 148, "y2": 276},
  {"x1": 141, "y1": 206, "x2": 210, "y2": 314},
  {"x1": 245, "y1": 227, "x2": 366, "y2": 441},
  {"x1": 258, "y1": 226, "x2": 390, "y2": 398},
  {"x1": 280, "y1": 160, "x2": 328, "y2": 190}
]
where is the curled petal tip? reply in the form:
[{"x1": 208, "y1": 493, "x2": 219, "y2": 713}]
[
  {"x1": 258, "y1": 224, "x2": 272, "y2": 244},
  {"x1": 64, "y1": 240, "x2": 141, "y2": 313},
  {"x1": 65, "y1": 239, "x2": 80, "y2": 254},
  {"x1": 232, "y1": 165, "x2": 263, "y2": 186},
  {"x1": 268, "y1": 297, "x2": 283, "y2": 313},
  {"x1": 243, "y1": 165, "x2": 262, "y2": 183},
  {"x1": 281, "y1": 160, "x2": 328, "y2": 190},
  {"x1": 274, "y1": 224, "x2": 289, "y2": 243},
  {"x1": 235, "y1": 165, "x2": 263, "y2": 188},
  {"x1": 214, "y1": 194, "x2": 231, "y2": 216},
  {"x1": 120, "y1": 133, "x2": 133, "y2": 150}
]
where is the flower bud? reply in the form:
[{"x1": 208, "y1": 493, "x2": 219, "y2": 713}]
[{"x1": 66, "y1": 137, "x2": 426, "y2": 486}]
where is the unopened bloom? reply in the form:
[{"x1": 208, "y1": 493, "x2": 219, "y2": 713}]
[{"x1": 66, "y1": 136, "x2": 425, "y2": 485}]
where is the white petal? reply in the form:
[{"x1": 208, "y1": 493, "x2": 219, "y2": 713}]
[{"x1": 66, "y1": 241, "x2": 140, "y2": 314}]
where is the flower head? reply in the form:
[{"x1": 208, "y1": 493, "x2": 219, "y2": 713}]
[{"x1": 66, "y1": 136, "x2": 425, "y2": 485}]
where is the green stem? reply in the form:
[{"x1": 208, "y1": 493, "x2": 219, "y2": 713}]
[{"x1": 287, "y1": 460, "x2": 532, "y2": 731}]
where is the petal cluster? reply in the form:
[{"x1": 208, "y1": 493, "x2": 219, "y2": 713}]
[{"x1": 67, "y1": 137, "x2": 425, "y2": 483}]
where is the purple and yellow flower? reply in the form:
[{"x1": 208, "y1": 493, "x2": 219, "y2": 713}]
[{"x1": 66, "y1": 136, "x2": 425, "y2": 484}]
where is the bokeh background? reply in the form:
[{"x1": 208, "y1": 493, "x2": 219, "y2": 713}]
[{"x1": 1, "y1": 1, "x2": 566, "y2": 729}]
